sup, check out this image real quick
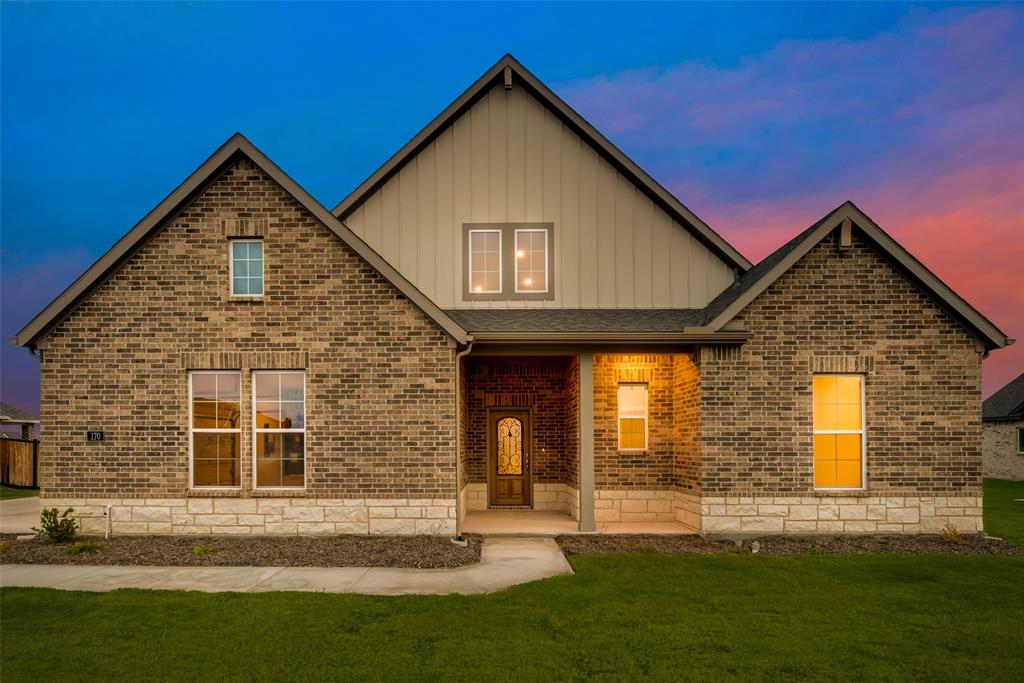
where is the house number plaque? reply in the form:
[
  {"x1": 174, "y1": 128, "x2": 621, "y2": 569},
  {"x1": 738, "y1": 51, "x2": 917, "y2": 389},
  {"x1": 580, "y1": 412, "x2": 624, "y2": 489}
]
[{"x1": 86, "y1": 431, "x2": 104, "y2": 442}]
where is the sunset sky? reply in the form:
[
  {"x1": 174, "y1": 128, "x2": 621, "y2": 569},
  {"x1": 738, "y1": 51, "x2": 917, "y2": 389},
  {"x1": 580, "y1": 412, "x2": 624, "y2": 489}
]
[{"x1": 2, "y1": 2, "x2": 1021, "y2": 415}]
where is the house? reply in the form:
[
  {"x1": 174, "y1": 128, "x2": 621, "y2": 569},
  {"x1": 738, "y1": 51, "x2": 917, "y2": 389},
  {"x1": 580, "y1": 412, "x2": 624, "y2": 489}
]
[
  {"x1": 982, "y1": 373, "x2": 1024, "y2": 480},
  {"x1": 0, "y1": 403, "x2": 39, "y2": 440},
  {"x1": 12, "y1": 55, "x2": 1013, "y2": 536}
]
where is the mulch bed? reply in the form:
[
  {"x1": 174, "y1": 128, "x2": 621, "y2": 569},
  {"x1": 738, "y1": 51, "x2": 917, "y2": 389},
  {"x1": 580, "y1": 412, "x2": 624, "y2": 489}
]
[
  {"x1": 556, "y1": 533, "x2": 1024, "y2": 557},
  {"x1": 0, "y1": 533, "x2": 482, "y2": 569}
]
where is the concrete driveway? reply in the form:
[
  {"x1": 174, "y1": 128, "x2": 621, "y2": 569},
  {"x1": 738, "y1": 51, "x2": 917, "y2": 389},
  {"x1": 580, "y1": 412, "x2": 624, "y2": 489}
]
[{"x1": 1, "y1": 496, "x2": 42, "y2": 534}]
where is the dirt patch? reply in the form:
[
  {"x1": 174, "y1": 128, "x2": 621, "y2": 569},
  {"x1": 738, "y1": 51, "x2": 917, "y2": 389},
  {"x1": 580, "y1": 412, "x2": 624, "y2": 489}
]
[
  {"x1": 556, "y1": 533, "x2": 1024, "y2": 557},
  {"x1": 556, "y1": 534, "x2": 738, "y2": 556},
  {"x1": 0, "y1": 534, "x2": 482, "y2": 568}
]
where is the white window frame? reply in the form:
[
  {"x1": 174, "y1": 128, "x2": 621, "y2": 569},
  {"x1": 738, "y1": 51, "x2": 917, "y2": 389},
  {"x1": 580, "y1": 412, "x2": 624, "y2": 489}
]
[
  {"x1": 188, "y1": 371, "x2": 242, "y2": 490},
  {"x1": 514, "y1": 228, "x2": 549, "y2": 294},
  {"x1": 813, "y1": 373, "x2": 867, "y2": 491},
  {"x1": 252, "y1": 370, "x2": 306, "y2": 490},
  {"x1": 467, "y1": 228, "x2": 503, "y2": 294},
  {"x1": 229, "y1": 239, "x2": 264, "y2": 297},
  {"x1": 617, "y1": 383, "x2": 649, "y2": 452}
]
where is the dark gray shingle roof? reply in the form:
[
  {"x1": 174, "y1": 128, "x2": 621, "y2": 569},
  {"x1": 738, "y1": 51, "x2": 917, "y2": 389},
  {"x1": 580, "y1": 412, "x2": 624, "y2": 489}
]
[
  {"x1": 702, "y1": 207, "x2": 842, "y2": 325},
  {"x1": 983, "y1": 372, "x2": 1024, "y2": 421},
  {"x1": 444, "y1": 308, "x2": 704, "y2": 333}
]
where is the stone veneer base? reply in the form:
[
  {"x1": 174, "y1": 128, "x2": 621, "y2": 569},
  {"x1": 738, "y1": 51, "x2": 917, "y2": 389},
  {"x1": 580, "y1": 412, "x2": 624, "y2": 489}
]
[
  {"x1": 43, "y1": 497, "x2": 456, "y2": 536},
  {"x1": 699, "y1": 495, "x2": 983, "y2": 534},
  {"x1": 460, "y1": 482, "x2": 579, "y2": 521},
  {"x1": 594, "y1": 489, "x2": 676, "y2": 523}
]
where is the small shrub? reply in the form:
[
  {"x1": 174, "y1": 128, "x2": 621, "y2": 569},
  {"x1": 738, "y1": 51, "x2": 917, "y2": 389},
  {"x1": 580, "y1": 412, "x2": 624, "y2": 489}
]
[
  {"x1": 33, "y1": 507, "x2": 78, "y2": 542},
  {"x1": 0, "y1": 541, "x2": 11, "y2": 553},
  {"x1": 66, "y1": 541, "x2": 103, "y2": 556},
  {"x1": 191, "y1": 545, "x2": 218, "y2": 556},
  {"x1": 941, "y1": 522, "x2": 965, "y2": 545},
  {"x1": 807, "y1": 544, "x2": 829, "y2": 556}
]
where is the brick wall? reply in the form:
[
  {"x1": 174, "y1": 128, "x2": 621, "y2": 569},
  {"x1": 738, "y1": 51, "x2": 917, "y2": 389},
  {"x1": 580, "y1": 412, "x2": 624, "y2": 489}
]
[
  {"x1": 39, "y1": 158, "x2": 457, "y2": 504},
  {"x1": 699, "y1": 230, "x2": 983, "y2": 499},
  {"x1": 462, "y1": 357, "x2": 573, "y2": 485},
  {"x1": 983, "y1": 421, "x2": 1024, "y2": 480},
  {"x1": 672, "y1": 354, "x2": 701, "y2": 494},
  {"x1": 594, "y1": 354, "x2": 676, "y2": 489}
]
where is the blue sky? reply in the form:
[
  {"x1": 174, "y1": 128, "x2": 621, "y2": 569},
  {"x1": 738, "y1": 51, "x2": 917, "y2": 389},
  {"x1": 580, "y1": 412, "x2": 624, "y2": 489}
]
[{"x1": 2, "y1": 2, "x2": 1022, "y2": 415}]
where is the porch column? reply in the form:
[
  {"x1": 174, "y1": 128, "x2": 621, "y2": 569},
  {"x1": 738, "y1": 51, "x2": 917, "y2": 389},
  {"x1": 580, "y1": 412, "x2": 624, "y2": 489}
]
[{"x1": 578, "y1": 351, "x2": 596, "y2": 532}]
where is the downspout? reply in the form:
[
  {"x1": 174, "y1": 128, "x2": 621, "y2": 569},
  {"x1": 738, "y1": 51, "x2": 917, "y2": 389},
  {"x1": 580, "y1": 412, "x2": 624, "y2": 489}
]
[{"x1": 453, "y1": 335, "x2": 475, "y2": 541}]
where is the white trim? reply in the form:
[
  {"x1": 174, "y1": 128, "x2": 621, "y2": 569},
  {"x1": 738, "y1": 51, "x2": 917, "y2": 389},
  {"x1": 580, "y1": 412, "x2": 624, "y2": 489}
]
[
  {"x1": 467, "y1": 229, "x2": 502, "y2": 294},
  {"x1": 229, "y1": 239, "x2": 264, "y2": 298},
  {"x1": 188, "y1": 370, "x2": 242, "y2": 490},
  {"x1": 513, "y1": 228, "x2": 549, "y2": 294},
  {"x1": 252, "y1": 370, "x2": 307, "y2": 490},
  {"x1": 617, "y1": 382, "x2": 649, "y2": 452},
  {"x1": 812, "y1": 374, "x2": 867, "y2": 491}
]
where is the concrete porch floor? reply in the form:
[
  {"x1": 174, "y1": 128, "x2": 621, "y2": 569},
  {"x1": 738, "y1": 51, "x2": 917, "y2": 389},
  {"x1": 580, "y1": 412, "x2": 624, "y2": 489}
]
[{"x1": 462, "y1": 509, "x2": 696, "y2": 536}]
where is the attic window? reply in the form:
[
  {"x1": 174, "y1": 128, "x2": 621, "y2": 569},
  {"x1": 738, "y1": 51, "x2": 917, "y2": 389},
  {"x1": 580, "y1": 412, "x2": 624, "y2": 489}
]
[
  {"x1": 464, "y1": 223, "x2": 554, "y2": 301},
  {"x1": 230, "y1": 239, "x2": 264, "y2": 297}
]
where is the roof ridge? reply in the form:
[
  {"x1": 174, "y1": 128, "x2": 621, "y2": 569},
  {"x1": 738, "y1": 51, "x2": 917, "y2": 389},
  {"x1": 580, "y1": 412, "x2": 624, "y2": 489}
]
[{"x1": 330, "y1": 54, "x2": 752, "y2": 272}]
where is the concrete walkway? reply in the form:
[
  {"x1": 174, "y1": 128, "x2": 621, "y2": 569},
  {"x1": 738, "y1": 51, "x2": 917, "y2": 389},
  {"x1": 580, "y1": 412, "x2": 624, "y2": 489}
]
[
  {"x1": 0, "y1": 496, "x2": 42, "y2": 534},
  {"x1": 0, "y1": 537, "x2": 573, "y2": 595}
]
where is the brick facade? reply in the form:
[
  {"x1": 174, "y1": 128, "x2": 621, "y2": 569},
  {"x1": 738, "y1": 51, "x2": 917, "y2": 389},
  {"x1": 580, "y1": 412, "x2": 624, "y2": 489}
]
[
  {"x1": 983, "y1": 421, "x2": 1024, "y2": 480},
  {"x1": 696, "y1": 231, "x2": 984, "y2": 532},
  {"x1": 462, "y1": 357, "x2": 575, "y2": 487},
  {"x1": 39, "y1": 159, "x2": 458, "y2": 533}
]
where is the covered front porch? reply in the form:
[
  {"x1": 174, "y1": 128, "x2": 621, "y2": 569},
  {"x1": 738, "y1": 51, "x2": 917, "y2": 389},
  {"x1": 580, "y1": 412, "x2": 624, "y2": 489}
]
[{"x1": 456, "y1": 351, "x2": 704, "y2": 535}]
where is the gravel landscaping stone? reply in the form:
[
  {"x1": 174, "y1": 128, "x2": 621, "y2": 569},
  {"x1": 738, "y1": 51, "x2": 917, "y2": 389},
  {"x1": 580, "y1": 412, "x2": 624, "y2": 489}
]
[
  {"x1": 0, "y1": 534, "x2": 482, "y2": 568},
  {"x1": 556, "y1": 533, "x2": 1024, "y2": 556}
]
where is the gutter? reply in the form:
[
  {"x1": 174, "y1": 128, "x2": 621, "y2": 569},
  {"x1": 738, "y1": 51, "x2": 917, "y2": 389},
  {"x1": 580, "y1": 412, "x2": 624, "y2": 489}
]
[
  {"x1": 467, "y1": 330, "x2": 750, "y2": 344},
  {"x1": 452, "y1": 335, "x2": 475, "y2": 541}
]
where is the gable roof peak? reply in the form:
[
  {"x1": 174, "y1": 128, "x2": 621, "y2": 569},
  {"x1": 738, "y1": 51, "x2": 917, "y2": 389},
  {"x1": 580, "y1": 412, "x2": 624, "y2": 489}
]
[
  {"x1": 13, "y1": 134, "x2": 467, "y2": 348},
  {"x1": 700, "y1": 200, "x2": 1012, "y2": 351},
  {"x1": 330, "y1": 55, "x2": 752, "y2": 272}
]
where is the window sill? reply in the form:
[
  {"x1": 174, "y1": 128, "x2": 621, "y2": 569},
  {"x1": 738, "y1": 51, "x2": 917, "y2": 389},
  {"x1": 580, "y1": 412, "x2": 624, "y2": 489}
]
[
  {"x1": 812, "y1": 489, "x2": 871, "y2": 498},
  {"x1": 226, "y1": 295, "x2": 265, "y2": 303},
  {"x1": 185, "y1": 489, "x2": 308, "y2": 498},
  {"x1": 186, "y1": 489, "x2": 243, "y2": 498}
]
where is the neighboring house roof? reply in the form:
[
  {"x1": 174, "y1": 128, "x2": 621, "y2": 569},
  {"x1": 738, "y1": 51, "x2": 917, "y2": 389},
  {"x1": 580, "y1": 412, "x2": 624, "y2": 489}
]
[
  {"x1": 12, "y1": 134, "x2": 469, "y2": 348},
  {"x1": 0, "y1": 402, "x2": 39, "y2": 424},
  {"x1": 983, "y1": 372, "x2": 1024, "y2": 422},
  {"x1": 697, "y1": 201, "x2": 1013, "y2": 351},
  {"x1": 330, "y1": 54, "x2": 753, "y2": 274}
]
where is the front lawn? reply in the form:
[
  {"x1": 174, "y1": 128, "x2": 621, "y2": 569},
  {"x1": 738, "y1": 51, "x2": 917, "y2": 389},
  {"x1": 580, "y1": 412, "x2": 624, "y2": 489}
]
[
  {"x1": 3, "y1": 554, "x2": 1023, "y2": 681},
  {"x1": 984, "y1": 478, "x2": 1024, "y2": 546},
  {"x1": 0, "y1": 486, "x2": 38, "y2": 501}
]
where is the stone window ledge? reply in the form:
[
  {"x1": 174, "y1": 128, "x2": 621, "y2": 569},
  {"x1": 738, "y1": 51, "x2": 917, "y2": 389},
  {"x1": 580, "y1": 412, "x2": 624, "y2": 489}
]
[
  {"x1": 185, "y1": 489, "x2": 308, "y2": 499},
  {"x1": 812, "y1": 489, "x2": 872, "y2": 498}
]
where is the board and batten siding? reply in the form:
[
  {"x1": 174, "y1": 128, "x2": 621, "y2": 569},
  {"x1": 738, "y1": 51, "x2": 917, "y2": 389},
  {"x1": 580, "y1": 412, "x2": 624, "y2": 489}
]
[{"x1": 345, "y1": 83, "x2": 737, "y2": 310}]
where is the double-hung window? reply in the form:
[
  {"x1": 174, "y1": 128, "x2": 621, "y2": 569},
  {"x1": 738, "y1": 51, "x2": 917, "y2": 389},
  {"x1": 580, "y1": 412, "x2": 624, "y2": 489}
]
[
  {"x1": 468, "y1": 229, "x2": 502, "y2": 294},
  {"x1": 464, "y1": 223, "x2": 553, "y2": 300},
  {"x1": 618, "y1": 383, "x2": 649, "y2": 451},
  {"x1": 813, "y1": 375, "x2": 865, "y2": 489},
  {"x1": 515, "y1": 229, "x2": 548, "y2": 294},
  {"x1": 230, "y1": 239, "x2": 264, "y2": 296},
  {"x1": 189, "y1": 372, "x2": 241, "y2": 488},
  {"x1": 253, "y1": 371, "x2": 306, "y2": 488}
]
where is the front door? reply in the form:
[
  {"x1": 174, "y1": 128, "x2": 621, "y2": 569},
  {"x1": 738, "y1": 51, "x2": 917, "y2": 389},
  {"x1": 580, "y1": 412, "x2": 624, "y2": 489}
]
[{"x1": 488, "y1": 410, "x2": 531, "y2": 506}]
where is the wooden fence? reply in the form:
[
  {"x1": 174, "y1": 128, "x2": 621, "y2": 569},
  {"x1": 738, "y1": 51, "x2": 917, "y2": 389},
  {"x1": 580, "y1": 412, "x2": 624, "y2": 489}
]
[{"x1": 1, "y1": 438, "x2": 39, "y2": 488}]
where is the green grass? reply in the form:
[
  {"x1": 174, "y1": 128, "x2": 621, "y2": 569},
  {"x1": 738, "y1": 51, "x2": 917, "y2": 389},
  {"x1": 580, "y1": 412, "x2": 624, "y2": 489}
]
[
  {"x1": 0, "y1": 485, "x2": 38, "y2": 501},
  {"x1": 984, "y1": 478, "x2": 1024, "y2": 546},
  {"x1": 3, "y1": 554, "x2": 1024, "y2": 681}
]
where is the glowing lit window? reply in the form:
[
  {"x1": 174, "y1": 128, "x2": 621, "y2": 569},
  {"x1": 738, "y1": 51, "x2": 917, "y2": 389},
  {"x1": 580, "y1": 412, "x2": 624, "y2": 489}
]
[
  {"x1": 618, "y1": 383, "x2": 648, "y2": 451},
  {"x1": 189, "y1": 371, "x2": 241, "y2": 488},
  {"x1": 813, "y1": 375, "x2": 864, "y2": 489},
  {"x1": 515, "y1": 229, "x2": 548, "y2": 293},
  {"x1": 468, "y1": 229, "x2": 502, "y2": 294}
]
